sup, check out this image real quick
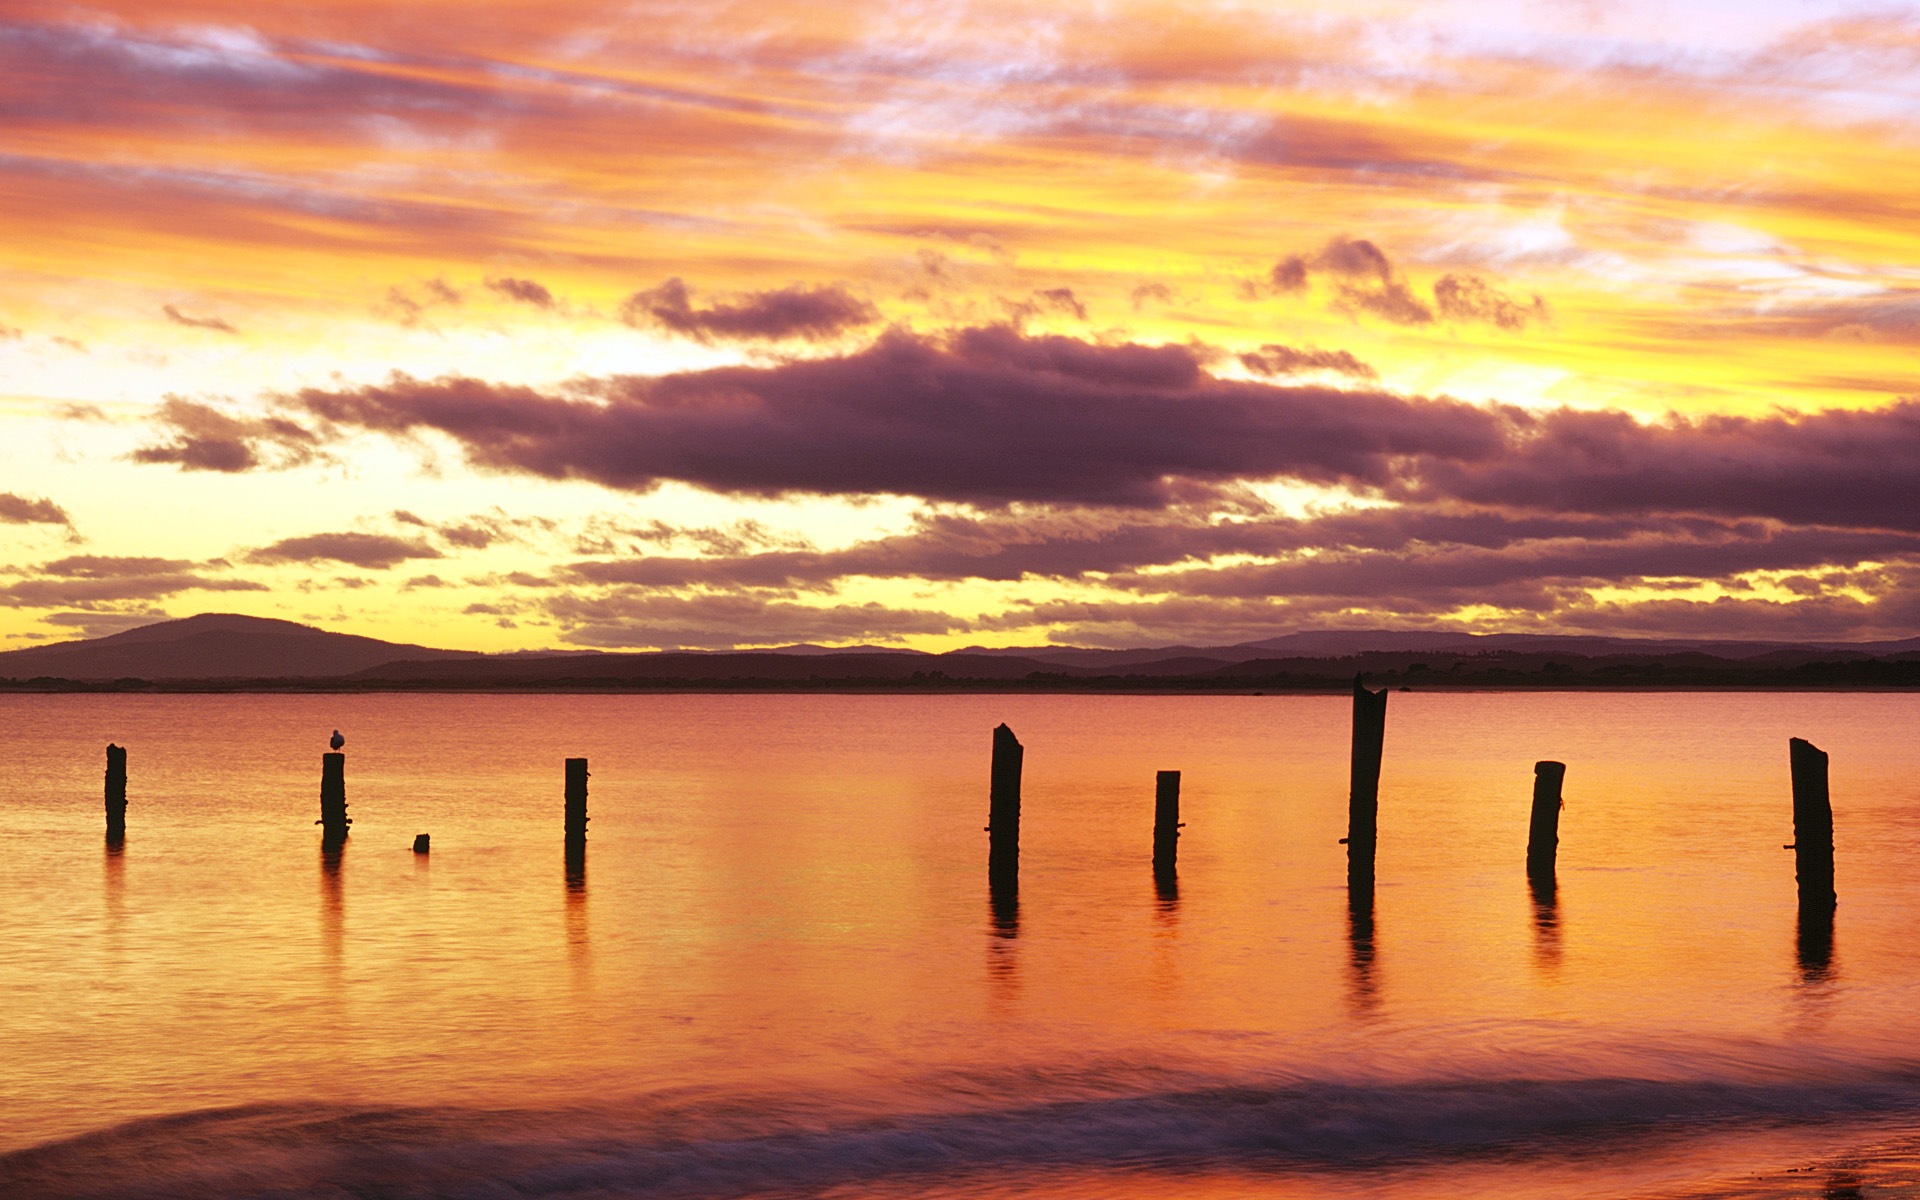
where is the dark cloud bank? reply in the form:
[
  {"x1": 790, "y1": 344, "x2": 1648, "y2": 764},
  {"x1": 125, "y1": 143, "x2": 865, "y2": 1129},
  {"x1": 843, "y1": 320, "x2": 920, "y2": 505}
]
[
  {"x1": 283, "y1": 325, "x2": 1918, "y2": 529},
  {"x1": 117, "y1": 323, "x2": 1920, "y2": 645}
]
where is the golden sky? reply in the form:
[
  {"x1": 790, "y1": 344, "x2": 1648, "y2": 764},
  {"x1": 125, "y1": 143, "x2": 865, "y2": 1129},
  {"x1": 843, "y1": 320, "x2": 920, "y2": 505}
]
[{"x1": 4, "y1": 0, "x2": 1919, "y2": 650}]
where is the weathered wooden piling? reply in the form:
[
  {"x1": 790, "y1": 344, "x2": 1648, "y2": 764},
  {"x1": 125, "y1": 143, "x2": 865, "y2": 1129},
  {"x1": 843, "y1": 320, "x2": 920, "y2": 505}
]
[
  {"x1": 1526, "y1": 760, "x2": 1566, "y2": 881},
  {"x1": 413, "y1": 833, "x2": 430, "y2": 854},
  {"x1": 104, "y1": 743, "x2": 127, "y2": 842},
  {"x1": 318, "y1": 752, "x2": 350, "y2": 841},
  {"x1": 987, "y1": 724, "x2": 1022, "y2": 882},
  {"x1": 1788, "y1": 737, "x2": 1836, "y2": 911},
  {"x1": 1152, "y1": 770, "x2": 1182, "y2": 875},
  {"x1": 565, "y1": 758, "x2": 589, "y2": 842},
  {"x1": 1345, "y1": 676, "x2": 1387, "y2": 886}
]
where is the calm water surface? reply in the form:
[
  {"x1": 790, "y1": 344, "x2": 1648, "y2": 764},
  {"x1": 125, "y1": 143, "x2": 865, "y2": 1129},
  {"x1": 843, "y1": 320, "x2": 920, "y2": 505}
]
[{"x1": 3, "y1": 691, "x2": 1919, "y2": 1198}]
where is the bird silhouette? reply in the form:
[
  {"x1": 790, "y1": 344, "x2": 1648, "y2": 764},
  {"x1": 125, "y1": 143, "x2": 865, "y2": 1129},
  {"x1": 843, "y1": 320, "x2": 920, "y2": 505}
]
[{"x1": 330, "y1": 729, "x2": 345, "y2": 750}]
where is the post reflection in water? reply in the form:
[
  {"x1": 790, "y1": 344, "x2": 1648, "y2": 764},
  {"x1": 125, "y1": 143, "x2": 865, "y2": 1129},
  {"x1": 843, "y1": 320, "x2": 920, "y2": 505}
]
[
  {"x1": 1346, "y1": 882, "x2": 1378, "y2": 1016},
  {"x1": 102, "y1": 838, "x2": 126, "y2": 963},
  {"x1": 1153, "y1": 866, "x2": 1179, "y2": 927},
  {"x1": 565, "y1": 842, "x2": 587, "y2": 894},
  {"x1": 988, "y1": 873, "x2": 1018, "y2": 940},
  {"x1": 564, "y1": 843, "x2": 589, "y2": 979},
  {"x1": 319, "y1": 840, "x2": 345, "y2": 975},
  {"x1": 1797, "y1": 901, "x2": 1837, "y2": 985},
  {"x1": 1529, "y1": 875, "x2": 1562, "y2": 972},
  {"x1": 986, "y1": 872, "x2": 1018, "y2": 999},
  {"x1": 1825, "y1": 1172, "x2": 1866, "y2": 1200}
]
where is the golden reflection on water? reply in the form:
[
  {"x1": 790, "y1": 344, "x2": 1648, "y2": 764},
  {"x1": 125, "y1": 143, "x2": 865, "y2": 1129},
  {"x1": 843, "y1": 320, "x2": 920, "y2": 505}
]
[
  {"x1": 2, "y1": 690, "x2": 1920, "y2": 1189},
  {"x1": 564, "y1": 843, "x2": 589, "y2": 986},
  {"x1": 1530, "y1": 875, "x2": 1562, "y2": 974}
]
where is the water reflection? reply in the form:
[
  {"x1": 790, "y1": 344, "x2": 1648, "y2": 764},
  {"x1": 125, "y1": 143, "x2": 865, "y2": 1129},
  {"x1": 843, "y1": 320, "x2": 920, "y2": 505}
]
[
  {"x1": 1825, "y1": 1172, "x2": 1865, "y2": 1199},
  {"x1": 989, "y1": 874, "x2": 1018, "y2": 940},
  {"x1": 1529, "y1": 875, "x2": 1562, "y2": 973},
  {"x1": 319, "y1": 840, "x2": 345, "y2": 974},
  {"x1": 1346, "y1": 883, "x2": 1378, "y2": 1016},
  {"x1": 1153, "y1": 866, "x2": 1179, "y2": 928},
  {"x1": 986, "y1": 874, "x2": 1018, "y2": 1000},
  {"x1": 103, "y1": 838, "x2": 126, "y2": 965},
  {"x1": 565, "y1": 843, "x2": 589, "y2": 980},
  {"x1": 565, "y1": 841, "x2": 587, "y2": 894},
  {"x1": 1797, "y1": 901, "x2": 1836, "y2": 984}
]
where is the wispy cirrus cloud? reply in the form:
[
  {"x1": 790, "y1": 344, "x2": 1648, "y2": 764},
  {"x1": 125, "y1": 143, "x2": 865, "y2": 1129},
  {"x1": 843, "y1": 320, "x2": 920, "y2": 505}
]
[{"x1": 544, "y1": 588, "x2": 969, "y2": 650}]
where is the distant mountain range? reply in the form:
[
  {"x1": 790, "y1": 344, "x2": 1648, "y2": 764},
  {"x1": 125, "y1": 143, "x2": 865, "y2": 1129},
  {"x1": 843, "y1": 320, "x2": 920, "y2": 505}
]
[{"x1": 3, "y1": 613, "x2": 1919, "y2": 689}]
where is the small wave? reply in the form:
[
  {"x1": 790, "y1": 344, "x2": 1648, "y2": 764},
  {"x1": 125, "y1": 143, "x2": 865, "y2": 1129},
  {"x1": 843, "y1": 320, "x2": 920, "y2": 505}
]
[{"x1": 7, "y1": 1072, "x2": 1920, "y2": 1198}]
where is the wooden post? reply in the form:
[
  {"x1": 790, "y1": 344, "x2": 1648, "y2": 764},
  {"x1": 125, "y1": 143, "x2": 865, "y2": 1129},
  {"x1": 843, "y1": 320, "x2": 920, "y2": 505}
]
[
  {"x1": 1152, "y1": 770, "x2": 1181, "y2": 875},
  {"x1": 412, "y1": 833, "x2": 430, "y2": 854},
  {"x1": 1526, "y1": 760, "x2": 1566, "y2": 881},
  {"x1": 987, "y1": 724, "x2": 1022, "y2": 882},
  {"x1": 104, "y1": 743, "x2": 127, "y2": 842},
  {"x1": 1345, "y1": 676, "x2": 1387, "y2": 887},
  {"x1": 318, "y1": 752, "x2": 350, "y2": 841},
  {"x1": 1788, "y1": 738, "x2": 1836, "y2": 911},
  {"x1": 565, "y1": 758, "x2": 589, "y2": 842}
]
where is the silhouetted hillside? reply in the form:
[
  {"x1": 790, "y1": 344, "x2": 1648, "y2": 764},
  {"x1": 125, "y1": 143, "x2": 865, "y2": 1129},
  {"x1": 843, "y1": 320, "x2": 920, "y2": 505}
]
[
  {"x1": 0, "y1": 613, "x2": 478, "y2": 680},
  {"x1": 4, "y1": 613, "x2": 1920, "y2": 690}
]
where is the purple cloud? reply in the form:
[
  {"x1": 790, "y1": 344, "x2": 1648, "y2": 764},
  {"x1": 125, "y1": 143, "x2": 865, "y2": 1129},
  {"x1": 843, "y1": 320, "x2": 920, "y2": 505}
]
[
  {"x1": 1433, "y1": 274, "x2": 1548, "y2": 329},
  {"x1": 289, "y1": 326, "x2": 1508, "y2": 507},
  {"x1": 619, "y1": 278, "x2": 878, "y2": 343},
  {"x1": 1239, "y1": 344, "x2": 1377, "y2": 379},
  {"x1": 0, "y1": 493, "x2": 73, "y2": 528},
  {"x1": 485, "y1": 277, "x2": 556, "y2": 309},
  {"x1": 545, "y1": 589, "x2": 969, "y2": 650},
  {"x1": 133, "y1": 398, "x2": 320, "y2": 472},
  {"x1": 0, "y1": 555, "x2": 265, "y2": 608},
  {"x1": 248, "y1": 532, "x2": 444, "y2": 569},
  {"x1": 162, "y1": 305, "x2": 238, "y2": 334},
  {"x1": 286, "y1": 326, "x2": 1920, "y2": 530}
]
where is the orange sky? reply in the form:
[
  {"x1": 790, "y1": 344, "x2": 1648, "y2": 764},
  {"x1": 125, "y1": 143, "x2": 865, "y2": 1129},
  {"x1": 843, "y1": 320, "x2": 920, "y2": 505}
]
[{"x1": 3, "y1": 0, "x2": 1919, "y2": 650}]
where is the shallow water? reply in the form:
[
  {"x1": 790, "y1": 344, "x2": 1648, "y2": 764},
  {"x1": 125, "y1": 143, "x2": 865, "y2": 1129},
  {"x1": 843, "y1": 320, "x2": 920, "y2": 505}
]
[{"x1": 2, "y1": 691, "x2": 1917, "y2": 1197}]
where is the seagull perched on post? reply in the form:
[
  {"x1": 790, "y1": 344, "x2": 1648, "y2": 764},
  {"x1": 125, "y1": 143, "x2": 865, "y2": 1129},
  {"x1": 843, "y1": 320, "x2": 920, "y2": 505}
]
[{"x1": 330, "y1": 729, "x2": 345, "y2": 751}]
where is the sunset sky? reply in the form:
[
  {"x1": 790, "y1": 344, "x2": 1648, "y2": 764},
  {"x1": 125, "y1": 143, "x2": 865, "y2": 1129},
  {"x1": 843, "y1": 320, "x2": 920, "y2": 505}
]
[{"x1": 4, "y1": 0, "x2": 1919, "y2": 651}]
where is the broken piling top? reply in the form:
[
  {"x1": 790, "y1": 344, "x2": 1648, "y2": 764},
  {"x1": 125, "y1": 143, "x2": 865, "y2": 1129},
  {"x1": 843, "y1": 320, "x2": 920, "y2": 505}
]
[
  {"x1": 1789, "y1": 737, "x2": 1836, "y2": 910},
  {"x1": 1527, "y1": 760, "x2": 1567, "y2": 881},
  {"x1": 987, "y1": 723, "x2": 1023, "y2": 878},
  {"x1": 1346, "y1": 675, "x2": 1388, "y2": 882}
]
